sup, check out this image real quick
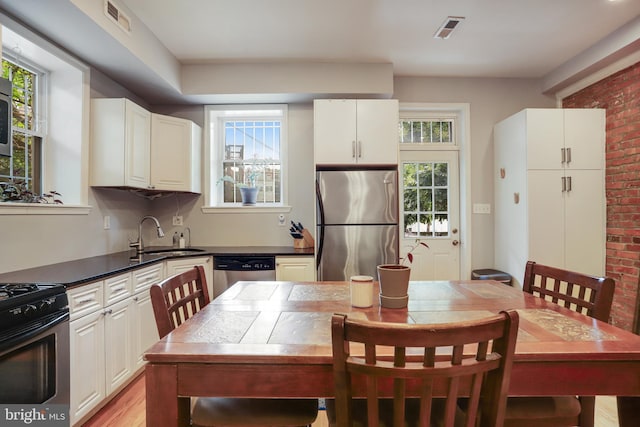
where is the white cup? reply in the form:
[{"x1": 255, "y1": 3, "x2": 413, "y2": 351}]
[{"x1": 350, "y1": 275, "x2": 374, "y2": 308}]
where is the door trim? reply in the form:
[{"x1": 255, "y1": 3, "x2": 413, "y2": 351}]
[{"x1": 399, "y1": 103, "x2": 471, "y2": 280}]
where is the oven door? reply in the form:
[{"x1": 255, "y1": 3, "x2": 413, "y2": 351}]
[{"x1": 0, "y1": 310, "x2": 70, "y2": 405}]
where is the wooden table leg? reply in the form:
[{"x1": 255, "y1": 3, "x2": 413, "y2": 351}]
[
  {"x1": 146, "y1": 363, "x2": 190, "y2": 427},
  {"x1": 617, "y1": 396, "x2": 640, "y2": 427}
]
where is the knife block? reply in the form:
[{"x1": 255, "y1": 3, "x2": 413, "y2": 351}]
[{"x1": 293, "y1": 229, "x2": 315, "y2": 249}]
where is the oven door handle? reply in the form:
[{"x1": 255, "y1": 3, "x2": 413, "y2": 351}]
[{"x1": 0, "y1": 310, "x2": 69, "y2": 354}]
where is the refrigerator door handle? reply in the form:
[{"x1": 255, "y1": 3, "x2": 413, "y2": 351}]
[{"x1": 315, "y1": 179, "x2": 325, "y2": 269}]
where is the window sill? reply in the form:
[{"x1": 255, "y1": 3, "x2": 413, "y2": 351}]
[
  {"x1": 201, "y1": 205, "x2": 292, "y2": 214},
  {"x1": 0, "y1": 203, "x2": 92, "y2": 215}
]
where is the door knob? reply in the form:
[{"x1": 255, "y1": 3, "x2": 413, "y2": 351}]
[
  {"x1": 452, "y1": 240, "x2": 459, "y2": 246},
  {"x1": 452, "y1": 228, "x2": 458, "y2": 234}
]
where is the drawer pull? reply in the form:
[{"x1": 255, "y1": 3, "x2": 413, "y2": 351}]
[{"x1": 75, "y1": 297, "x2": 96, "y2": 307}]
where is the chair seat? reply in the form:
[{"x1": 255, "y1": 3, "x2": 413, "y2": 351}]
[
  {"x1": 503, "y1": 396, "x2": 581, "y2": 427},
  {"x1": 192, "y1": 397, "x2": 319, "y2": 427}
]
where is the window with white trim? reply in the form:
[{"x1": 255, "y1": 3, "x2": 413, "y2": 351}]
[
  {"x1": 400, "y1": 113, "x2": 458, "y2": 238},
  {"x1": 206, "y1": 105, "x2": 287, "y2": 208},
  {"x1": 0, "y1": 19, "x2": 89, "y2": 212},
  {"x1": 0, "y1": 57, "x2": 45, "y2": 193},
  {"x1": 400, "y1": 118, "x2": 454, "y2": 144}
]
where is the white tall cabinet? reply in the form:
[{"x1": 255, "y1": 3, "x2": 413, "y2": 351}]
[
  {"x1": 314, "y1": 99, "x2": 399, "y2": 165},
  {"x1": 494, "y1": 108, "x2": 606, "y2": 287}
]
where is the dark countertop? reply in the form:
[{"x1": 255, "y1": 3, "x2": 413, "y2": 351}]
[{"x1": 0, "y1": 246, "x2": 314, "y2": 288}]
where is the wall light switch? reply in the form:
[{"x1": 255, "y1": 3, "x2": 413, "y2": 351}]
[
  {"x1": 472, "y1": 203, "x2": 491, "y2": 214},
  {"x1": 103, "y1": 215, "x2": 111, "y2": 230}
]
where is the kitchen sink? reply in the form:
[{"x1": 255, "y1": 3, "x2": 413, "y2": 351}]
[{"x1": 142, "y1": 248, "x2": 205, "y2": 256}]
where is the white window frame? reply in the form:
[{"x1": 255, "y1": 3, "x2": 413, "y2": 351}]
[
  {"x1": 0, "y1": 16, "x2": 90, "y2": 215},
  {"x1": 202, "y1": 104, "x2": 290, "y2": 214}
]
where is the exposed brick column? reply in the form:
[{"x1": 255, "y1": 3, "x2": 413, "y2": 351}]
[{"x1": 563, "y1": 62, "x2": 640, "y2": 331}]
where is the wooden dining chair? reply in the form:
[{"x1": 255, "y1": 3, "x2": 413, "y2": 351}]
[
  {"x1": 503, "y1": 260, "x2": 616, "y2": 427},
  {"x1": 329, "y1": 310, "x2": 520, "y2": 427},
  {"x1": 149, "y1": 266, "x2": 319, "y2": 427}
]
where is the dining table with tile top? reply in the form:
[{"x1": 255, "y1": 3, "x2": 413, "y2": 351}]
[{"x1": 144, "y1": 280, "x2": 640, "y2": 427}]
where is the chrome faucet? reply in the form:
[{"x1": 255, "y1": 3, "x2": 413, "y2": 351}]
[{"x1": 130, "y1": 216, "x2": 165, "y2": 254}]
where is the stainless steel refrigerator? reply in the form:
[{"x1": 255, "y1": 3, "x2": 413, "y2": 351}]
[{"x1": 316, "y1": 168, "x2": 399, "y2": 281}]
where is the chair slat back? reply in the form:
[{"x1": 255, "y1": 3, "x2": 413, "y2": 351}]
[
  {"x1": 522, "y1": 261, "x2": 615, "y2": 322},
  {"x1": 331, "y1": 310, "x2": 519, "y2": 427},
  {"x1": 150, "y1": 265, "x2": 210, "y2": 338}
]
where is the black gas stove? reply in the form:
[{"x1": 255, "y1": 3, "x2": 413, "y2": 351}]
[{"x1": 0, "y1": 283, "x2": 68, "y2": 334}]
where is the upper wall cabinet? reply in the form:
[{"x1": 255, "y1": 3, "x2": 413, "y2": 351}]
[
  {"x1": 91, "y1": 98, "x2": 202, "y2": 193},
  {"x1": 314, "y1": 99, "x2": 399, "y2": 165},
  {"x1": 151, "y1": 114, "x2": 201, "y2": 193},
  {"x1": 91, "y1": 98, "x2": 151, "y2": 189}
]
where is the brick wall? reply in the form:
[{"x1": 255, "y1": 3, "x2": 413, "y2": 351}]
[{"x1": 563, "y1": 62, "x2": 640, "y2": 331}]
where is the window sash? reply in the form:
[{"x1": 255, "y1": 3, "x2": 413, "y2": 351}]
[{"x1": 206, "y1": 105, "x2": 287, "y2": 208}]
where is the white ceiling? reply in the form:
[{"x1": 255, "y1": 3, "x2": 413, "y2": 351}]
[
  {"x1": 120, "y1": 0, "x2": 640, "y2": 78},
  {"x1": 1, "y1": 0, "x2": 639, "y2": 104}
]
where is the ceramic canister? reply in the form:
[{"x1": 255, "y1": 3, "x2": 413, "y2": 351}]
[{"x1": 350, "y1": 275, "x2": 374, "y2": 308}]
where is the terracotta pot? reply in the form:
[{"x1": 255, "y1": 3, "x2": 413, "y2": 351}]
[{"x1": 377, "y1": 264, "x2": 410, "y2": 301}]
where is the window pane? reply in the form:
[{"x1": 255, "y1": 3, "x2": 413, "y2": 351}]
[
  {"x1": 404, "y1": 188, "x2": 417, "y2": 211},
  {"x1": 418, "y1": 163, "x2": 432, "y2": 186},
  {"x1": 220, "y1": 118, "x2": 282, "y2": 204},
  {"x1": 399, "y1": 119, "x2": 454, "y2": 144},
  {"x1": 434, "y1": 162, "x2": 448, "y2": 186},
  {"x1": 402, "y1": 161, "x2": 451, "y2": 238}
]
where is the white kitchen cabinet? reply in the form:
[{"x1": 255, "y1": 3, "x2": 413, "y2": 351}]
[
  {"x1": 275, "y1": 256, "x2": 315, "y2": 281},
  {"x1": 314, "y1": 99, "x2": 399, "y2": 165},
  {"x1": 131, "y1": 263, "x2": 163, "y2": 369},
  {"x1": 91, "y1": 99, "x2": 202, "y2": 193},
  {"x1": 494, "y1": 108, "x2": 606, "y2": 287},
  {"x1": 103, "y1": 297, "x2": 134, "y2": 395},
  {"x1": 151, "y1": 113, "x2": 202, "y2": 193},
  {"x1": 68, "y1": 263, "x2": 163, "y2": 426},
  {"x1": 69, "y1": 307, "x2": 105, "y2": 425},
  {"x1": 165, "y1": 256, "x2": 214, "y2": 298},
  {"x1": 90, "y1": 98, "x2": 151, "y2": 189}
]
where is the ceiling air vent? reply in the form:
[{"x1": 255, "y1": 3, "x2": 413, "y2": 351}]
[
  {"x1": 434, "y1": 16, "x2": 465, "y2": 39},
  {"x1": 104, "y1": 0, "x2": 131, "y2": 33}
]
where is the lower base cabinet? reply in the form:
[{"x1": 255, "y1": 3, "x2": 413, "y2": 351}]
[
  {"x1": 69, "y1": 263, "x2": 163, "y2": 426},
  {"x1": 275, "y1": 256, "x2": 315, "y2": 281}
]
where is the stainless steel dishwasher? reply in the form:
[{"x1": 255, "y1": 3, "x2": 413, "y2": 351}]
[{"x1": 212, "y1": 255, "x2": 276, "y2": 297}]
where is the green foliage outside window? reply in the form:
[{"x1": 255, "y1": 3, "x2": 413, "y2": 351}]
[
  {"x1": 403, "y1": 162, "x2": 449, "y2": 237},
  {"x1": 0, "y1": 58, "x2": 39, "y2": 194}
]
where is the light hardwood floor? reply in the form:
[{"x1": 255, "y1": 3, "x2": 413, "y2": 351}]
[{"x1": 82, "y1": 373, "x2": 618, "y2": 427}]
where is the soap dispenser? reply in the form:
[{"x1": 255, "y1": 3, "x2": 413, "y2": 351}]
[
  {"x1": 179, "y1": 233, "x2": 186, "y2": 248},
  {"x1": 172, "y1": 232, "x2": 180, "y2": 248}
]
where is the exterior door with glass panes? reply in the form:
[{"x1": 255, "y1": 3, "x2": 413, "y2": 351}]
[{"x1": 399, "y1": 149, "x2": 460, "y2": 280}]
